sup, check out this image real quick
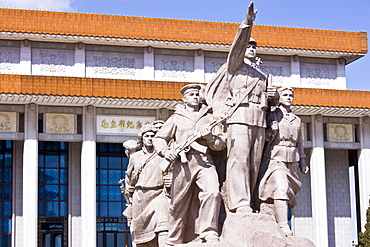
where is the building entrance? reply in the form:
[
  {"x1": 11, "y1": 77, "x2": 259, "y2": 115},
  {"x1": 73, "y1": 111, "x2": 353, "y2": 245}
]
[
  {"x1": 38, "y1": 217, "x2": 68, "y2": 247},
  {"x1": 41, "y1": 231, "x2": 63, "y2": 247}
]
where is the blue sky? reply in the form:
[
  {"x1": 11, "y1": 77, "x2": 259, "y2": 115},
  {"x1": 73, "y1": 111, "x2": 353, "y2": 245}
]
[{"x1": 0, "y1": 0, "x2": 369, "y2": 90}]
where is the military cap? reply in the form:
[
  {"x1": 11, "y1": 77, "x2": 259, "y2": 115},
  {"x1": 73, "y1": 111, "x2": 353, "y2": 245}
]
[{"x1": 180, "y1": 84, "x2": 202, "y2": 95}]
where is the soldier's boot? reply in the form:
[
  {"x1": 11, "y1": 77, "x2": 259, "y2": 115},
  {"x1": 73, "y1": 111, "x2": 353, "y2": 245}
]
[{"x1": 274, "y1": 199, "x2": 293, "y2": 236}]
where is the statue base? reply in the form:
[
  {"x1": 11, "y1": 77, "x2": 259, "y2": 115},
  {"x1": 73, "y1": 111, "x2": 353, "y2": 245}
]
[{"x1": 177, "y1": 212, "x2": 315, "y2": 247}]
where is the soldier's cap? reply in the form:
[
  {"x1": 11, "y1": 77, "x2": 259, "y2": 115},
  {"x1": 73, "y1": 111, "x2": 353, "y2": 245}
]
[
  {"x1": 248, "y1": 38, "x2": 257, "y2": 46},
  {"x1": 180, "y1": 84, "x2": 202, "y2": 95}
]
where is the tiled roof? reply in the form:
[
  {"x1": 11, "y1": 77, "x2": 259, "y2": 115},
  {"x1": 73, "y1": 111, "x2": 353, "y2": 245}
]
[
  {"x1": 0, "y1": 8, "x2": 367, "y2": 54},
  {"x1": 293, "y1": 88, "x2": 370, "y2": 108},
  {"x1": 1, "y1": 74, "x2": 370, "y2": 109},
  {"x1": 0, "y1": 74, "x2": 188, "y2": 101}
]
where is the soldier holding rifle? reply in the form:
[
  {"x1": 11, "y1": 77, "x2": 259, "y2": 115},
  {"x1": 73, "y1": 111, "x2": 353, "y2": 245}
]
[{"x1": 153, "y1": 84, "x2": 226, "y2": 246}]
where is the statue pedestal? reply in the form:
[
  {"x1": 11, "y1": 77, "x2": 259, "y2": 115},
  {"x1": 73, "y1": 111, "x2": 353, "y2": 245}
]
[{"x1": 177, "y1": 212, "x2": 315, "y2": 247}]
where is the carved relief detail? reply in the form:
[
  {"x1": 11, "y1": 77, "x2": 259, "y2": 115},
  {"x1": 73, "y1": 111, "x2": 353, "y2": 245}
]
[
  {"x1": 50, "y1": 115, "x2": 71, "y2": 133},
  {"x1": 260, "y1": 65, "x2": 284, "y2": 85},
  {"x1": 305, "y1": 68, "x2": 330, "y2": 86},
  {"x1": 93, "y1": 56, "x2": 135, "y2": 75},
  {"x1": 260, "y1": 66, "x2": 283, "y2": 76},
  {"x1": 328, "y1": 123, "x2": 353, "y2": 142},
  {"x1": 306, "y1": 68, "x2": 329, "y2": 78},
  {"x1": 46, "y1": 113, "x2": 74, "y2": 134},
  {"x1": 40, "y1": 53, "x2": 66, "y2": 72},
  {"x1": 0, "y1": 112, "x2": 13, "y2": 132},
  {"x1": 0, "y1": 51, "x2": 12, "y2": 70},
  {"x1": 161, "y1": 60, "x2": 187, "y2": 78}
]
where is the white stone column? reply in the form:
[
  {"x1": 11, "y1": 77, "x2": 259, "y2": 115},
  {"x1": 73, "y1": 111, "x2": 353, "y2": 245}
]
[
  {"x1": 20, "y1": 39, "x2": 31, "y2": 75},
  {"x1": 290, "y1": 55, "x2": 301, "y2": 87},
  {"x1": 194, "y1": 49, "x2": 205, "y2": 83},
  {"x1": 74, "y1": 43, "x2": 86, "y2": 77},
  {"x1": 81, "y1": 105, "x2": 96, "y2": 247},
  {"x1": 310, "y1": 114, "x2": 329, "y2": 247},
  {"x1": 143, "y1": 46, "x2": 155, "y2": 80},
  {"x1": 22, "y1": 103, "x2": 38, "y2": 247},
  {"x1": 13, "y1": 140, "x2": 24, "y2": 247},
  {"x1": 336, "y1": 58, "x2": 346, "y2": 90},
  {"x1": 69, "y1": 142, "x2": 82, "y2": 247},
  {"x1": 358, "y1": 116, "x2": 370, "y2": 232},
  {"x1": 349, "y1": 165, "x2": 359, "y2": 244}
]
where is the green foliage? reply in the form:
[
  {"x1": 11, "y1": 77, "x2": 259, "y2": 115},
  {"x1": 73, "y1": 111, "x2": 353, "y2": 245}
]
[{"x1": 359, "y1": 203, "x2": 370, "y2": 247}]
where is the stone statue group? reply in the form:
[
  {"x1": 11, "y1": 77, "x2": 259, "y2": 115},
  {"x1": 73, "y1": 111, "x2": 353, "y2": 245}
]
[{"x1": 120, "y1": 2, "x2": 312, "y2": 246}]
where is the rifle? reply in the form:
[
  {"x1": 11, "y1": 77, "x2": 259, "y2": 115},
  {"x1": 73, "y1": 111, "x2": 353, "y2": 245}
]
[
  {"x1": 159, "y1": 116, "x2": 228, "y2": 172},
  {"x1": 118, "y1": 178, "x2": 131, "y2": 206},
  {"x1": 158, "y1": 73, "x2": 275, "y2": 172}
]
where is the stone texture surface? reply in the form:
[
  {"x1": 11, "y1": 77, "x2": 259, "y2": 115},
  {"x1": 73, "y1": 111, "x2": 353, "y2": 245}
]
[{"x1": 177, "y1": 213, "x2": 315, "y2": 247}]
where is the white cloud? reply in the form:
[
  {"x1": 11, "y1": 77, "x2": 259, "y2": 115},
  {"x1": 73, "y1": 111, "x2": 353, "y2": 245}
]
[{"x1": 0, "y1": 0, "x2": 74, "y2": 11}]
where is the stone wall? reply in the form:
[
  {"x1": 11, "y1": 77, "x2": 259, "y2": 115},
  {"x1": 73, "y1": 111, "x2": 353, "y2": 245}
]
[
  {"x1": 292, "y1": 148, "x2": 314, "y2": 242},
  {"x1": 0, "y1": 40, "x2": 346, "y2": 89},
  {"x1": 325, "y1": 149, "x2": 352, "y2": 247}
]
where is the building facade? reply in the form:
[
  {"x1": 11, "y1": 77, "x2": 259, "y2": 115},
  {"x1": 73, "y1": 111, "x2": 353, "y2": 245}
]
[{"x1": 0, "y1": 8, "x2": 368, "y2": 247}]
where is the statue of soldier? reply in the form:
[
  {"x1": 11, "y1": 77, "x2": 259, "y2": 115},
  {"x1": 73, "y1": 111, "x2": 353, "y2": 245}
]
[
  {"x1": 258, "y1": 87, "x2": 309, "y2": 236},
  {"x1": 153, "y1": 84, "x2": 226, "y2": 246},
  {"x1": 124, "y1": 124, "x2": 169, "y2": 247},
  {"x1": 206, "y1": 1, "x2": 277, "y2": 213}
]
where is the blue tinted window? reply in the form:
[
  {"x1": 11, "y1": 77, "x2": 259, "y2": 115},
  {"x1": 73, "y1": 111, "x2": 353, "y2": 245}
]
[
  {"x1": 4, "y1": 235, "x2": 11, "y2": 247},
  {"x1": 108, "y1": 202, "x2": 122, "y2": 217},
  {"x1": 106, "y1": 233, "x2": 115, "y2": 247},
  {"x1": 38, "y1": 169, "x2": 45, "y2": 183},
  {"x1": 3, "y1": 218, "x2": 11, "y2": 233},
  {"x1": 3, "y1": 185, "x2": 11, "y2": 200},
  {"x1": 99, "y1": 156, "x2": 108, "y2": 169},
  {"x1": 60, "y1": 202, "x2": 68, "y2": 217},
  {"x1": 60, "y1": 142, "x2": 67, "y2": 151},
  {"x1": 45, "y1": 185, "x2": 59, "y2": 200},
  {"x1": 100, "y1": 186, "x2": 108, "y2": 201},
  {"x1": 60, "y1": 169, "x2": 68, "y2": 184},
  {"x1": 4, "y1": 169, "x2": 11, "y2": 183},
  {"x1": 45, "y1": 169, "x2": 58, "y2": 184},
  {"x1": 108, "y1": 170, "x2": 121, "y2": 185},
  {"x1": 45, "y1": 154, "x2": 59, "y2": 168},
  {"x1": 96, "y1": 143, "x2": 132, "y2": 247},
  {"x1": 108, "y1": 156, "x2": 121, "y2": 169},
  {"x1": 100, "y1": 170, "x2": 108, "y2": 185},
  {"x1": 97, "y1": 233, "x2": 103, "y2": 247},
  {"x1": 100, "y1": 202, "x2": 108, "y2": 217},
  {"x1": 0, "y1": 141, "x2": 12, "y2": 246},
  {"x1": 117, "y1": 233, "x2": 124, "y2": 246},
  {"x1": 45, "y1": 201, "x2": 58, "y2": 217},
  {"x1": 4, "y1": 202, "x2": 11, "y2": 217},
  {"x1": 60, "y1": 186, "x2": 68, "y2": 201},
  {"x1": 96, "y1": 143, "x2": 128, "y2": 217},
  {"x1": 38, "y1": 202, "x2": 43, "y2": 215},
  {"x1": 38, "y1": 154, "x2": 44, "y2": 167},
  {"x1": 109, "y1": 187, "x2": 121, "y2": 201},
  {"x1": 4, "y1": 154, "x2": 11, "y2": 167},
  {"x1": 38, "y1": 141, "x2": 68, "y2": 217},
  {"x1": 60, "y1": 153, "x2": 68, "y2": 168}
]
